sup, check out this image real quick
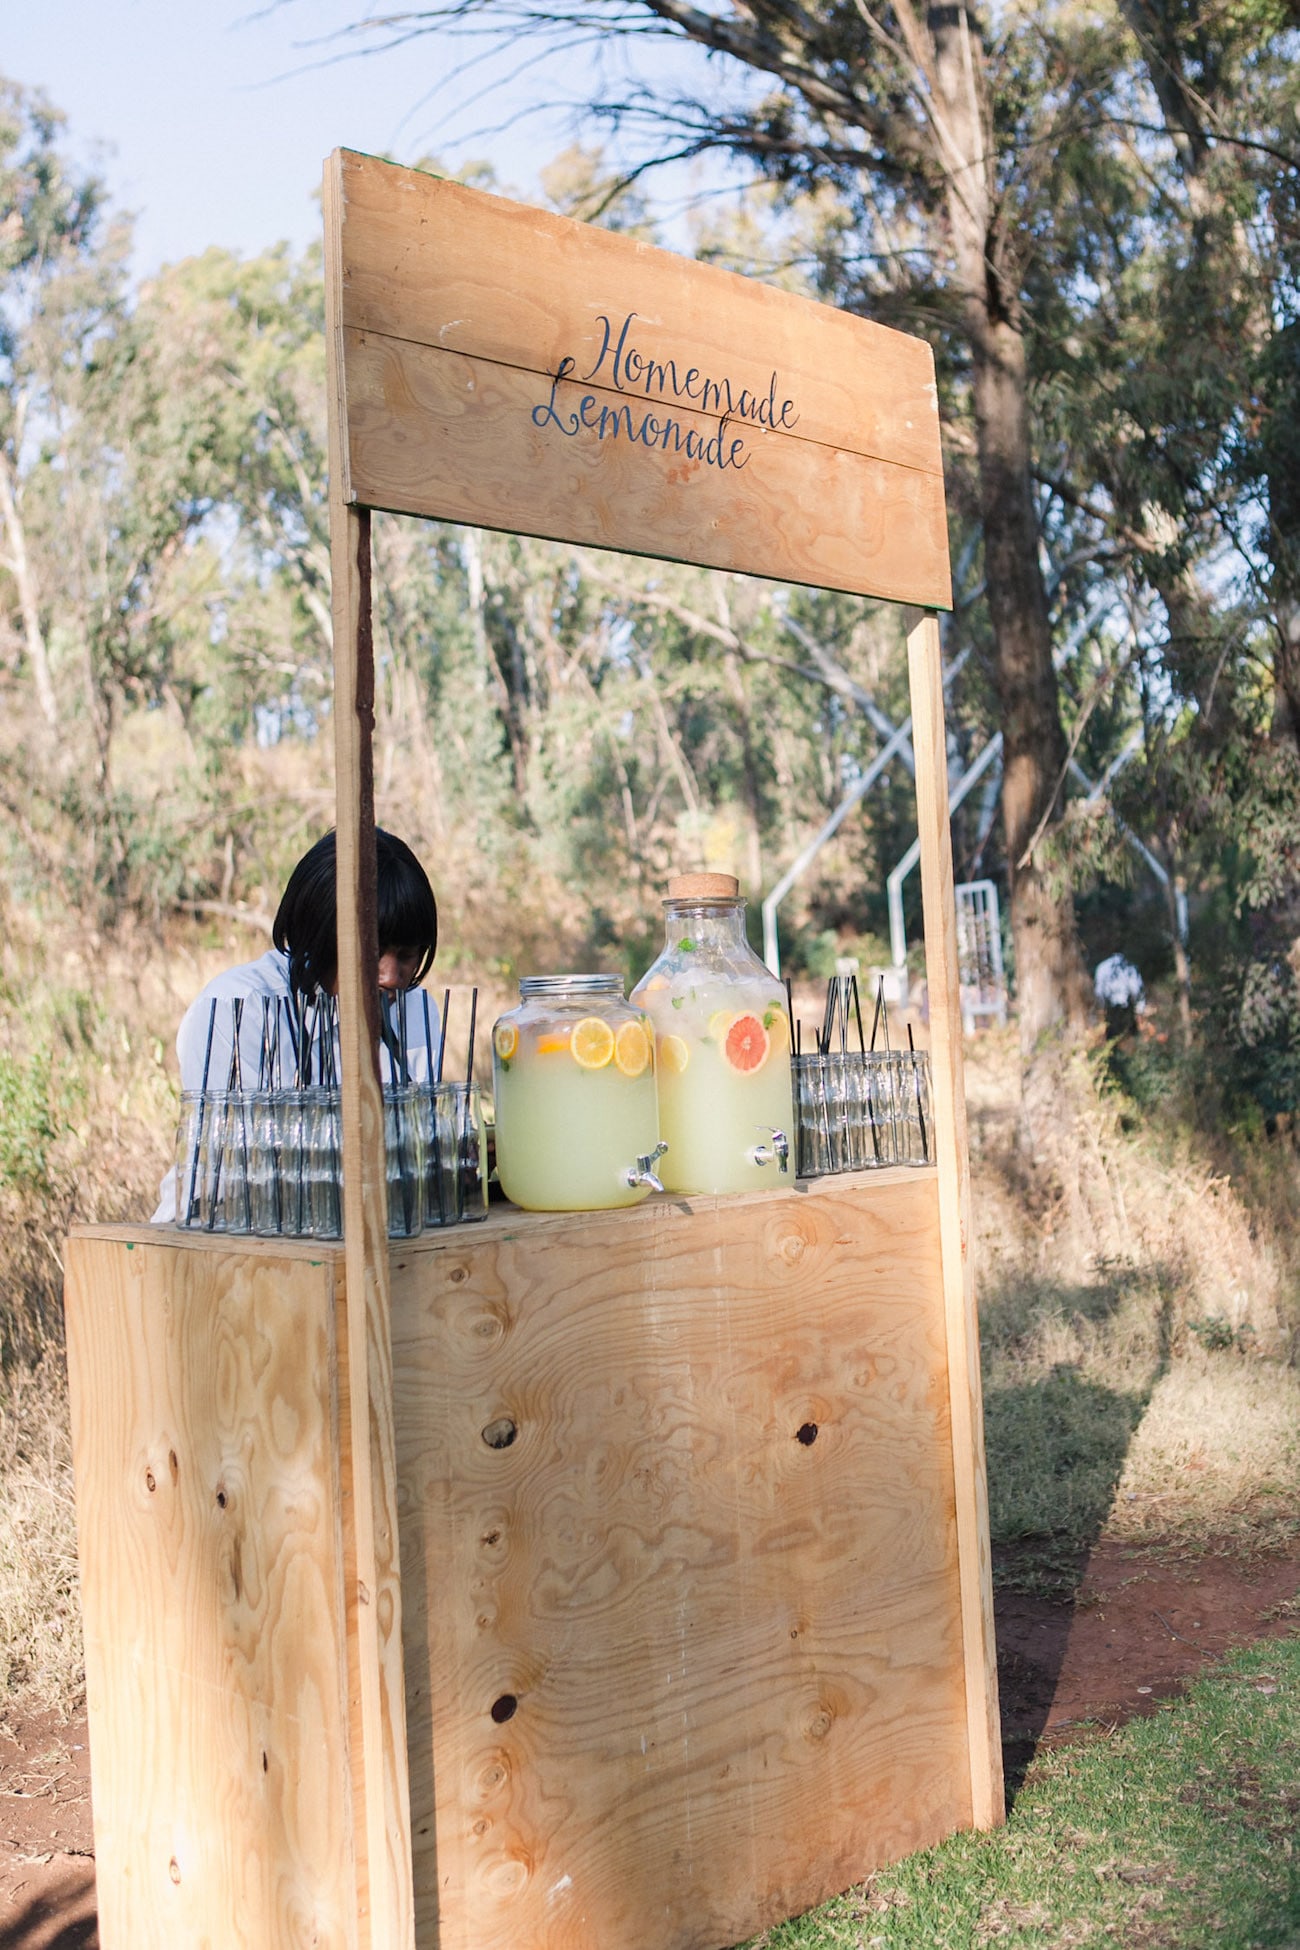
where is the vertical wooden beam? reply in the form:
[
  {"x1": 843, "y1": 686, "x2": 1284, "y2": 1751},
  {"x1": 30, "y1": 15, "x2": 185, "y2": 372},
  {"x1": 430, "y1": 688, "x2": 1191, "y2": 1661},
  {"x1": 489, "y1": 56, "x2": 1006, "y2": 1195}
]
[
  {"x1": 906, "y1": 610, "x2": 1005, "y2": 1830},
  {"x1": 324, "y1": 149, "x2": 417, "y2": 1949}
]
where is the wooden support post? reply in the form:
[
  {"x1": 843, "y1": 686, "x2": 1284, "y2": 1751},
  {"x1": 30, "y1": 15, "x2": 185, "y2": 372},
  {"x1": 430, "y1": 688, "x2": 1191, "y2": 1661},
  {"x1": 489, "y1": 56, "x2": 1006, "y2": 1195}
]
[
  {"x1": 907, "y1": 609, "x2": 1005, "y2": 1829},
  {"x1": 324, "y1": 152, "x2": 417, "y2": 1949}
]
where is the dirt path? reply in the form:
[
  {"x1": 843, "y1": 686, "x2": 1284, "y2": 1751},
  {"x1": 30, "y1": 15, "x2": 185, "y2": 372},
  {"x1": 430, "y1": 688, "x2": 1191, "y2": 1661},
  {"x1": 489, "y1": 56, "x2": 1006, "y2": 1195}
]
[{"x1": 3, "y1": 1539, "x2": 1297, "y2": 1949}]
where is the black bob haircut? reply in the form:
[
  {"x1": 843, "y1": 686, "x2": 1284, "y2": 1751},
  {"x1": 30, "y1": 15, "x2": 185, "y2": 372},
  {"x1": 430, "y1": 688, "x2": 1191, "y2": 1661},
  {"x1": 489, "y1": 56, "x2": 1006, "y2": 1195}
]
[{"x1": 272, "y1": 829, "x2": 437, "y2": 997}]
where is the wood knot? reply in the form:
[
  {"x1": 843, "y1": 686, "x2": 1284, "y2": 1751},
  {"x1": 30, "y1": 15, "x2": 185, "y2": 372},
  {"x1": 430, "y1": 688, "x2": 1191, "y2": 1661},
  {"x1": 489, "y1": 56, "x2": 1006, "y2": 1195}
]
[
  {"x1": 168, "y1": 1857, "x2": 181, "y2": 1885},
  {"x1": 481, "y1": 1417, "x2": 517, "y2": 1450},
  {"x1": 144, "y1": 1468, "x2": 156, "y2": 1493},
  {"x1": 796, "y1": 1422, "x2": 818, "y2": 1446},
  {"x1": 449, "y1": 1265, "x2": 468, "y2": 1285}
]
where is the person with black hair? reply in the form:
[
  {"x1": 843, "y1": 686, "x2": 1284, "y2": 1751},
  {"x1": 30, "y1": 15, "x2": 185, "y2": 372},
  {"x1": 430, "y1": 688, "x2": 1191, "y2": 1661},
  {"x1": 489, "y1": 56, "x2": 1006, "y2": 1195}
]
[{"x1": 151, "y1": 829, "x2": 439, "y2": 1222}]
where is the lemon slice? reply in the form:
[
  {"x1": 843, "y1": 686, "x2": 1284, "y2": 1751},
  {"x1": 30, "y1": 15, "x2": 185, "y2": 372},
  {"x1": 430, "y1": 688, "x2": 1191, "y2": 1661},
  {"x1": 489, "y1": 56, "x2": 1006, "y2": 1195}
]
[
  {"x1": 571, "y1": 1016, "x2": 616, "y2": 1069},
  {"x1": 659, "y1": 1033, "x2": 690, "y2": 1074},
  {"x1": 763, "y1": 1005, "x2": 791, "y2": 1050},
  {"x1": 493, "y1": 1022, "x2": 519, "y2": 1062},
  {"x1": 707, "y1": 1008, "x2": 734, "y2": 1043},
  {"x1": 614, "y1": 1020, "x2": 650, "y2": 1078}
]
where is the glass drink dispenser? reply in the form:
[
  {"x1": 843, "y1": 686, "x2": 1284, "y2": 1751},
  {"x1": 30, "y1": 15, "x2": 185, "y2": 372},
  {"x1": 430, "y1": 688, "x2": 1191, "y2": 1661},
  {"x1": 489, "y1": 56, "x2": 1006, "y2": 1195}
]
[
  {"x1": 491, "y1": 974, "x2": 665, "y2": 1211},
  {"x1": 631, "y1": 874, "x2": 793, "y2": 1195}
]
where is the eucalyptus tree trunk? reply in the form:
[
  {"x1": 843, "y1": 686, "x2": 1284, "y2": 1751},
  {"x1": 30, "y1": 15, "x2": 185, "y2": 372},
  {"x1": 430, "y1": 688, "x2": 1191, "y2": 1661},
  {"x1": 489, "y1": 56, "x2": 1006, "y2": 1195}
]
[{"x1": 932, "y1": 3, "x2": 1086, "y2": 1066}]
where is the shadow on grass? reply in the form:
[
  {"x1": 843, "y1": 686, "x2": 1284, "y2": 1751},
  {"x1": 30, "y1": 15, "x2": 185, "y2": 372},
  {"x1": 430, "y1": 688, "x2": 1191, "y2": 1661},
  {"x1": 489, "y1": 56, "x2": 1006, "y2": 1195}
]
[{"x1": 980, "y1": 1268, "x2": 1176, "y2": 1806}]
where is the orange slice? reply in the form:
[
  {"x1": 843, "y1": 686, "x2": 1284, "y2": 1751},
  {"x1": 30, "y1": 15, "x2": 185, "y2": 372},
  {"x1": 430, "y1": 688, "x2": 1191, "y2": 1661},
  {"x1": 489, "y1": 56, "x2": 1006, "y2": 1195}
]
[
  {"x1": 571, "y1": 1016, "x2": 616, "y2": 1069},
  {"x1": 614, "y1": 1019, "x2": 650, "y2": 1078},
  {"x1": 724, "y1": 1013, "x2": 770, "y2": 1073},
  {"x1": 493, "y1": 1022, "x2": 519, "y2": 1062},
  {"x1": 536, "y1": 1032, "x2": 571, "y2": 1055},
  {"x1": 659, "y1": 1033, "x2": 690, "y2": 1074}
]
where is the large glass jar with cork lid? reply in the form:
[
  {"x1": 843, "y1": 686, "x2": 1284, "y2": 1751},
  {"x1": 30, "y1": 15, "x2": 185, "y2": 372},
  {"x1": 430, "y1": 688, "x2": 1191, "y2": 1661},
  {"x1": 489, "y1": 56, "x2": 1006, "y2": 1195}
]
[
  {"x1": 491, "y1": 974, "x2": 665, "y2": 1211},
  {"x1": 630, "y1": 874, "x2": 793, "y2": 1195}
]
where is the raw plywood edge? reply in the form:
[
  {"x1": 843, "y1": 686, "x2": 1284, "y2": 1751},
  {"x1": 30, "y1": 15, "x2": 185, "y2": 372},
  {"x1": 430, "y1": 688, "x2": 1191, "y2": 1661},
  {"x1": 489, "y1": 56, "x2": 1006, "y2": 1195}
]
[
  {"x1": 906, "y1": 611, "x2": 1004, "y2": 1829},
  {"x1": 326, "y1": 148, "x2": 418, "y2": 1950}
]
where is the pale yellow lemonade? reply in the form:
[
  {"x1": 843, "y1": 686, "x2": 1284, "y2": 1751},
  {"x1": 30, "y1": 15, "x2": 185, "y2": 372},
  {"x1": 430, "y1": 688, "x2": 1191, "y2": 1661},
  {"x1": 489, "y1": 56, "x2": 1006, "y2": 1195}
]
[
  {"x1": 630, "y1": 974, "x2": 794, "y2": 1195},
  {"x1": 492, "y1": 1011, "x2": 660, "y2": 1211}
]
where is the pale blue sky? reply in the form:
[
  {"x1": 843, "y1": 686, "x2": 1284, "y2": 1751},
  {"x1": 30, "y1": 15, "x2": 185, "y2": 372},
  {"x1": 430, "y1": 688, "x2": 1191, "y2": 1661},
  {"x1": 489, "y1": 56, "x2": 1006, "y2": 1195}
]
[{"x1": 5, "y1": 1, "x2": 597, "y2": 273}]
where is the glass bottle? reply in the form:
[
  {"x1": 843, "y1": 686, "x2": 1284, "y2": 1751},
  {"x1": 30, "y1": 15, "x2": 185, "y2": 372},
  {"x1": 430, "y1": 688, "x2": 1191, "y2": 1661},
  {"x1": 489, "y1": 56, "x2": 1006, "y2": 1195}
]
[
  {"x1": 491, "y1": 975, "x2": 665, "y2": 1211},
  {"x1": 631, "y1": 874, "x2": 792, "y2": 1195}
]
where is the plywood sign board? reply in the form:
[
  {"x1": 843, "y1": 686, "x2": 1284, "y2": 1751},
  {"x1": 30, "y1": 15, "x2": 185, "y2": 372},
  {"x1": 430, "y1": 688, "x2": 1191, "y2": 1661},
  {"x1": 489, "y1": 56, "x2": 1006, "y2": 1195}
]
[{"x1": 326, "y1": 149, "x2": 951, "y2": 608}]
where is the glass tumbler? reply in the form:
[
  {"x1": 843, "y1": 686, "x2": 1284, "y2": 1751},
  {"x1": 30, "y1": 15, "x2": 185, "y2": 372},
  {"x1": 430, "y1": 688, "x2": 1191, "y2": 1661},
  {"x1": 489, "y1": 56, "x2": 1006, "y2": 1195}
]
[
  {"x1": 892, "y1": 1050, "x2": 933, "y2": 1164},
  {"x1": 793, "y1": 1055, "x2": 831, "y2": 1178},
  {"x1": 173, "y1": 1090, "x2": 206, "y2": 1228},
  {"x1": 385, "y1": 1084, "x2": 425, "y2": 1239},
  {"x1": 302, "y1": 1087, "x2": 342, "y2": 1239}
]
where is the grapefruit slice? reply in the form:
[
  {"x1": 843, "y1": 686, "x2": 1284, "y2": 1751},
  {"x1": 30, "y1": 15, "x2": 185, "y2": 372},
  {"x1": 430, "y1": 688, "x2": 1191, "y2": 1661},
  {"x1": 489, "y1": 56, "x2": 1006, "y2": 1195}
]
[
  {"x1": 724, "y1": 1013, "x2": 770, "y2": 1073},
  {"x1": 614, "y1": 1020, "x2": 651, "y2": 1078},
  {"x1": 571, "y1": 1017, "x2": 616, "y2": 1069}
]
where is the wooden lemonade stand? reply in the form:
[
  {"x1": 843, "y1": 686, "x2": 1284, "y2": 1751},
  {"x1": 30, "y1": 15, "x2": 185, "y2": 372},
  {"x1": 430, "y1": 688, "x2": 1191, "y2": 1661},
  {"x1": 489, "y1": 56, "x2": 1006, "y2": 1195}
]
[{"x1": 64, "y1": 152, "x2": 1002, "y2": 1950}]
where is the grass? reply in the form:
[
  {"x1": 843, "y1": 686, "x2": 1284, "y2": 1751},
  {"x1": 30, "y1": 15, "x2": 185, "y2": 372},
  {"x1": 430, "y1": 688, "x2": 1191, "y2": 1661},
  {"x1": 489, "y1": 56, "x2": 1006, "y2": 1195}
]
[
  {"x1": 741, "y1": 1635, "x2": 1300, "y2": 1950},
  {"x1": 0, "y1": 1354, "x2": 81, "y2": 1715}
]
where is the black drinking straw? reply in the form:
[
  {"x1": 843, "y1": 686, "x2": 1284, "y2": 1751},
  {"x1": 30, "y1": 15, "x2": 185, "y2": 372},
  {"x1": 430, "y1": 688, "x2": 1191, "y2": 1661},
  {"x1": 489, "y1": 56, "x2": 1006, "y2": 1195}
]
[
  {"x1": 379, "y1": 989, "x2": 401, "y2": 1081},
  {"x1": 466, "y1": 987, "x2": 478, "y2": 1087},
  {"x1": 233, "y1": 999, "x2": 253, "y2": 1230},
  {"x1": 851, "y1": 975, "x2": 866, "y2": 1053},
  {"x1": 436, "y1": 990, "x2": 450, "y2": 1085},
  {"x1": 421, "y1": 986, "x2": 445, "y2": 1226},
  {"x1": 185, "y1": 997, "x2": 218, "y2": 1224},
  {"x1": 908, "y1": 1022, "x2": 929, "y2": 1160},
  {"x1": 869, "y1": 976, "x2": 884, "y2": 1053}
]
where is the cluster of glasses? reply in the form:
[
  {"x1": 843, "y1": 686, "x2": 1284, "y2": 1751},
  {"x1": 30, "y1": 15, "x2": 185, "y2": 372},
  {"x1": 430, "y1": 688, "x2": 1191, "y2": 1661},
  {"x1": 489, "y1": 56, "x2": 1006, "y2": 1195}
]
[
  {"x1": 172, "y1": 992, "x2": 487, "y2": 1237},
  {"x1": 789, "y1": 972, "x2": 933, "y2": 1179},
  {"x1": 792, "y1": 1048, "x2": 932, "y2": 1176}
]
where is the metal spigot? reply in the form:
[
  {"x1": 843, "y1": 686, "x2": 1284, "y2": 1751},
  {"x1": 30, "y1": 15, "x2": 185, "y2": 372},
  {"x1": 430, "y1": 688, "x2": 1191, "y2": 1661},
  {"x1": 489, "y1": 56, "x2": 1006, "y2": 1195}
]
[
  {"x1": 626, "y1": 1140, "x2": 669, "y2": 1193},
  {"x1": 748, "y1": 1127, "x2": 790, "y2": 1172}
]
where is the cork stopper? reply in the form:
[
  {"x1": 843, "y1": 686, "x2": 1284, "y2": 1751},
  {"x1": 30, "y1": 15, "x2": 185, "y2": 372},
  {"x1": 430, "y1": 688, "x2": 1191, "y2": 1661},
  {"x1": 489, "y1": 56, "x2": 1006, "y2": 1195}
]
[{"x1": 666, "y1": 872, "x2": 740, "y2": 900}]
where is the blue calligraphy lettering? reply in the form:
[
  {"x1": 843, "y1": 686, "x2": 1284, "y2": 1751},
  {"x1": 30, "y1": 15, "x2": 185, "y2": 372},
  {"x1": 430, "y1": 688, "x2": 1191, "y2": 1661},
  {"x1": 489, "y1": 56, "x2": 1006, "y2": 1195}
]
[{"x1": 533, "y1": 312, "x2": 795, "y2": 475}]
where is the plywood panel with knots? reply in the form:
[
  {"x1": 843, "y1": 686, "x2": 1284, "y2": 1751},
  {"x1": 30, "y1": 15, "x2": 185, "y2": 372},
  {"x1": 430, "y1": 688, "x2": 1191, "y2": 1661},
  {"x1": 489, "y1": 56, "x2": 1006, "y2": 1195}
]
[{"x1": 389, "y1": 1170, "x2": 971, "y2": 1950}]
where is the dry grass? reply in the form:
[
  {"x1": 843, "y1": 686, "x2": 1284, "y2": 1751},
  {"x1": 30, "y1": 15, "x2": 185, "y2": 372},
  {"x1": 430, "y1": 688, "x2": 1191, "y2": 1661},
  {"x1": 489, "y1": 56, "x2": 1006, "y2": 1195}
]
[
  {"x1": 966, "y1": 1026, "x2": 1300, "y2": 1570},
  {"x1": 0, "y1": 1354, "x2": 81, "y2": 1718},
  {"x1": 1108, "y1": 1351, "x2": 1300, "y2": 1550}
]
